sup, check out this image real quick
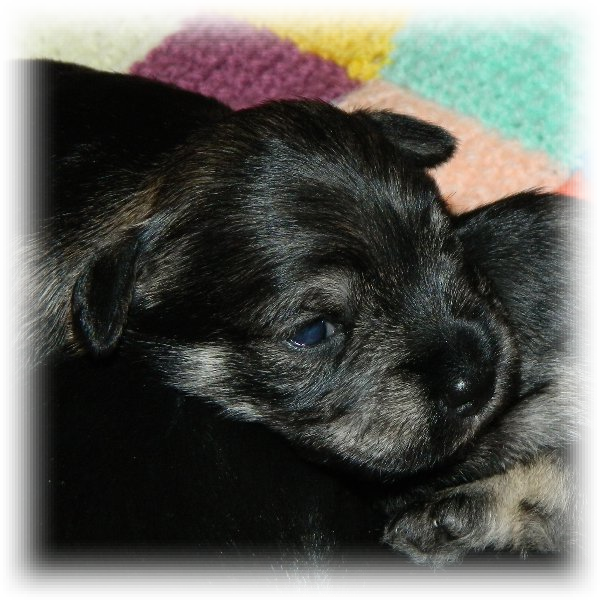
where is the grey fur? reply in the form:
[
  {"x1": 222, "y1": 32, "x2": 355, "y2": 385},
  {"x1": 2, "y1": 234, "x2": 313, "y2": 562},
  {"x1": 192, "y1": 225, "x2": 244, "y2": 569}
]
[{"x1": 383, "y1": 451, "x2": 574, "y2": 566}]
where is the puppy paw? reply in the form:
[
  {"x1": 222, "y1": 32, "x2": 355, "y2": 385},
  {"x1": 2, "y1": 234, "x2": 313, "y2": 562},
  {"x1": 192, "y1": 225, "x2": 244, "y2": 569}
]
[
  {"x1": 383, "y1": 489, "x2": 492, "y2": 566},
  {"x1": 383, "y1": 455, "x2": 572, "y2": 566}
]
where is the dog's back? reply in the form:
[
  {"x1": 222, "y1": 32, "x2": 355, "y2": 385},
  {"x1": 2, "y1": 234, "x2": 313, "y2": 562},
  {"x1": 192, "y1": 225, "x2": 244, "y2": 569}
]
[
  {"x1": 0, "y1": 358, "x2": 594, "y2": 600},
  {"x1": 45, "y1": 352, "x2": 386, "y2": 557}
]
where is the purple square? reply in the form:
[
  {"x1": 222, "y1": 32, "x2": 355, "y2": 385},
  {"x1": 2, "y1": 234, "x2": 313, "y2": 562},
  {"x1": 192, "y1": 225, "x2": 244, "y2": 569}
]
[{"x1": 130, "y1": 19, "x2": 359, "y2": 109}]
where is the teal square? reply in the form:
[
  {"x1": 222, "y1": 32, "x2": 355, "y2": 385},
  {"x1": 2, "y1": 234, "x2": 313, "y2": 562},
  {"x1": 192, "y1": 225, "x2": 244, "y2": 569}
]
[{"x1": 381, "y1": 21, "x2": 582, "y2": 167}]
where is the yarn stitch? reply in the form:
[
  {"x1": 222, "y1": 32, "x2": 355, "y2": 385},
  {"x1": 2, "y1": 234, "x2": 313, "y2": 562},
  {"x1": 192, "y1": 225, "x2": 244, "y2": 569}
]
[
  {"x1": 130, "y1": 18, "x2": 359, "y2": 110},
  {"x1": 208, "y1": 0, "x2": 415, "y2": 79},
  {"x1": 23, "y1": 14, "x2": 585, "y2": 199},
  {"x1": 381, "y1": 21, "x2": 580, "y2": 166},
  {"x1": 0, "y1": 0, "x2": 194, "y2": 72}
]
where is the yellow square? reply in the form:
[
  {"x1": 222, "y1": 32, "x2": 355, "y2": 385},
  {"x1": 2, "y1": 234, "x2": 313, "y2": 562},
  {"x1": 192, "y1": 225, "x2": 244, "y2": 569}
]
[{"x1": 208, "y1": 0, "x2": 416, "y2": 80}]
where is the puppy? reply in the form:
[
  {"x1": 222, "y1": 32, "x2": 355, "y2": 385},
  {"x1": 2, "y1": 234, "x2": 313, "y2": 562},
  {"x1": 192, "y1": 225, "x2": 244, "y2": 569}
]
[
  {"x1": 24, "y1": 59, "x2": 583, "y2": 564},
  {"x1": 0, "y1": 61, "x2": 516, "y2": 473}
]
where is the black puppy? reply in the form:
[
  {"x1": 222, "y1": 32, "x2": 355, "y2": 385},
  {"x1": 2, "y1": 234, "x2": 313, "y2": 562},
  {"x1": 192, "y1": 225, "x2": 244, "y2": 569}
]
[
  {"x1": 0, "y1": 61, "x2": 516, "y2": 472},
  {"x1": 24, "y1": 59, "x2": 583, "y2": 565},
  {"x1": 0, "y1": 342, "x2": 597, "y2": 600}
]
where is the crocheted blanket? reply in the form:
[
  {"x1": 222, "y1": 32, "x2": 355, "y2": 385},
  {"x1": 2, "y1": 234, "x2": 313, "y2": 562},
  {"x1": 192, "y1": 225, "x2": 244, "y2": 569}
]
[{"x1": 27, "y1": 14, "x2": 585, "y2": 212}]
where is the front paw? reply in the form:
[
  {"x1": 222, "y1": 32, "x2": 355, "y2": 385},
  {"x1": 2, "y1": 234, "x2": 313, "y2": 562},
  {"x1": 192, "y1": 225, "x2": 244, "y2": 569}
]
[
  {"x1": 383, "y1": 490, "x2": 492, "y2": 566},
  {"x1": 383, "y1": 455, "x2": 572, "y2": 565}
]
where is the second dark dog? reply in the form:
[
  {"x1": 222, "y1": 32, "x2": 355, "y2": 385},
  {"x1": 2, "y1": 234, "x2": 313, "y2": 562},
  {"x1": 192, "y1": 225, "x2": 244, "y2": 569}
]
[
  {"x1": 383, "y1": 194, "x2": 584, "y2": 564},
  {"x1": 0, "y1": 332, "x2": 596, "y2": 600}
]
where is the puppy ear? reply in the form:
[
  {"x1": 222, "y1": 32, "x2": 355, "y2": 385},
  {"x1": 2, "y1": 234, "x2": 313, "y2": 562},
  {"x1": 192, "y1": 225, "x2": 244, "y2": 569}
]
[
  {"x1": 72, "y1": 232, "x2": 141, "y2": 358},
  {"x1": 363, "y1": 111, "x2": 457, "y2": 168}
]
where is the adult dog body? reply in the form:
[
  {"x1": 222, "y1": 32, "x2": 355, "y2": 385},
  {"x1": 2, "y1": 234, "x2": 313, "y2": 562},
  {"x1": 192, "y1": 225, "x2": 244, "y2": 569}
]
[{"x1": 26, "y1": 60, "x2": 582, "y2": 564}]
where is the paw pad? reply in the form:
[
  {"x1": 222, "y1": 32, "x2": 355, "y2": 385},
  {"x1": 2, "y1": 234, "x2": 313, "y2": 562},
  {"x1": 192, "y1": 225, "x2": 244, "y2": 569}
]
[{"x1": 384, "y1": 489, "x2": 489, "y2": 563}]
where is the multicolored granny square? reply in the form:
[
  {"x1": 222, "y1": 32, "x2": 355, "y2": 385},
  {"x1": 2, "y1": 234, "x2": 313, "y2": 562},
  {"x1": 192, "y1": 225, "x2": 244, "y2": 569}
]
[{"x1": 24, "y1": 13, "x2": 586, "y2": 212}]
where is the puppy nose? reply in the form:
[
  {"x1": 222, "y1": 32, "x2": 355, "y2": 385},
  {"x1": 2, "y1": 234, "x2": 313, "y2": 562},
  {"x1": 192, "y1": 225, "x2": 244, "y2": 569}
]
[
  {"x1": 424, "y1": 327, "x2": 496, "y2": 418},
  {"x1": 440, "y1": 362, "x2": 496, "y2": 417}
]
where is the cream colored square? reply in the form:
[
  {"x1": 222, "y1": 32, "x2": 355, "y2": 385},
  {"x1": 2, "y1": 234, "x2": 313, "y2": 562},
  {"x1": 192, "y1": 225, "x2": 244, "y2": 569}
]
[{"x1": 18, "y1": 17, "x2": 183, "y2": 73}]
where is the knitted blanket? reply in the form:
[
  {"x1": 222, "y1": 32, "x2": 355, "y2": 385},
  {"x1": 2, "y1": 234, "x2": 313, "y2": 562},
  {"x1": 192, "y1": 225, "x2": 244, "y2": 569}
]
[{"x1": 26, "y1": 13, "x2": 585, "y2": 212}]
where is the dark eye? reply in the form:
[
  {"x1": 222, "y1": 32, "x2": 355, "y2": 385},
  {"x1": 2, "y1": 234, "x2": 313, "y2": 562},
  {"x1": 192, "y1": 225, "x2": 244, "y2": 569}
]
[{"x1": 289, "y1": 319, "x2": 337, "y2": 348}]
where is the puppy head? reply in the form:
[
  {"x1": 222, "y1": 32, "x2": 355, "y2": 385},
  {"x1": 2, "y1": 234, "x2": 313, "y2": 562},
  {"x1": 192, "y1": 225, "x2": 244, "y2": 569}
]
[{"x1": 72, "y1": 102, "x2": 517, "y2": 476}]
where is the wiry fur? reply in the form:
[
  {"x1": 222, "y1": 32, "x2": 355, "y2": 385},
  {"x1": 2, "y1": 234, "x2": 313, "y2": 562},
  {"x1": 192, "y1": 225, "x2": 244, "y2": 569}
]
[
  {"x1": 25, "y1": 59, "x2": 584, "y2": 564},
  {"x1": 383, "y1": 451, "x2": 573, "y2": 566}
]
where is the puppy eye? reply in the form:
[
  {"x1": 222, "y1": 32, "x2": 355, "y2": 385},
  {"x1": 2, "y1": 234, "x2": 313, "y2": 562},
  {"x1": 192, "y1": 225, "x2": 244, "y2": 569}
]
[{"x1": 289, "y1": 319, "x2": 337, "y2": 348}]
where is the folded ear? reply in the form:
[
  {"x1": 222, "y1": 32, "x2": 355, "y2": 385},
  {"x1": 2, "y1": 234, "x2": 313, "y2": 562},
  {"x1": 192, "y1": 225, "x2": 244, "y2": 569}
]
[
  {"x1": 72, "y1": 232, "x2": 141, "y2": 358},
  {"x1": 362, "y1": 111, "x2": 457, "y2": 168}
]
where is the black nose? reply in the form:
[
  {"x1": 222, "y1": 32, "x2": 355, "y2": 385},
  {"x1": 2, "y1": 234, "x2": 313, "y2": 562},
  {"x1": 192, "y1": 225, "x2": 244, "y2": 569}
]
[
  {"x1": 422, "y1": 327, "x2": 497, "y2": 418},
  {"x1": 441, "y1": 363, "x2": 496, "y2": 417}
]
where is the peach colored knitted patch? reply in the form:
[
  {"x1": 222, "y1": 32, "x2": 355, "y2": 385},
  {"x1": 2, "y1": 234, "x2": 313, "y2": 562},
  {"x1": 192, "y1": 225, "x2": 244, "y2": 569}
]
[
  {"x1": 556, "y1": 172, "x2": 588, "y2": 200},
  {"x1": 337, "y1": 80, "x2": 569, "y2": 214}
]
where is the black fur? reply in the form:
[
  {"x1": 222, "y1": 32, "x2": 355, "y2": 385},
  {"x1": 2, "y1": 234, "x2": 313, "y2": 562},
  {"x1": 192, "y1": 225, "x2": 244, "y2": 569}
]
[
  {"x1": 0, "y1": 357, "x2": 597, "y2": 600},
  {"x1": 72, "y1": 233, "x2": 141, "y2": 357},
  {"x1": 25, "y1": 59, "x2": 583, "y2": 565},
  {"x1": 379, "y1": 196, "x2": 583, "y2": 565},
  {"x1": 44, "y1": 354, "x2": 387, "y2": 557},
  {"x1": 0, "y1": 62, "x2": 515, "y2": 482}
]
